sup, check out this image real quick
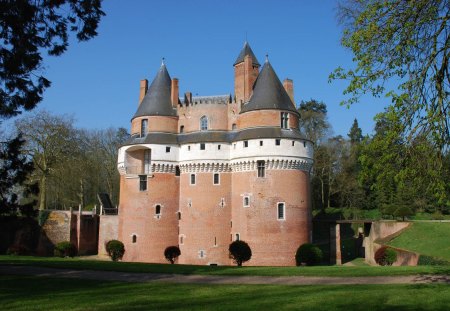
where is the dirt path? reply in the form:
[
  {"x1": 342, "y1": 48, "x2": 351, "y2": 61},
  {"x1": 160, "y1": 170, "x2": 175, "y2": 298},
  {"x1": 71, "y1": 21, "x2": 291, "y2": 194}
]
[{"x1": 1, "y1": 265, "x2": 449, "y2": 285}]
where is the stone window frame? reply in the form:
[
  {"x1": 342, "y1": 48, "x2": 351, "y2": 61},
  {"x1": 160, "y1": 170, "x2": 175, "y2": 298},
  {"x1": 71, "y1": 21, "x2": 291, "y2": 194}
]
[
  {"x1": 139, "y1": 175, "x2": 147, "y2": 191},
  {"x1": 198, "y1": 249, "x2": 206, "y2": 259},
  {"x1": 280, "y1": 112, "x2": 289, "y2": 129},
  {"x1": 257, "y1": 160, "x2": 265, "y2": 178},
  {"x1": 277, "y1": 202, "x2": 286, "y2": 220},
  {"x1": 243, "y1": 196, "x2": 250, "y2": 207},
  {"x1": 190, "y1": 174, "x2": 196, "y2": 185}
]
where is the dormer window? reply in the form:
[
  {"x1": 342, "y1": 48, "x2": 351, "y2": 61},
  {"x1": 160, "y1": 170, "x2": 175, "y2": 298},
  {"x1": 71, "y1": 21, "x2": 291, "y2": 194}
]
[
  {"x1": 200, "y1": 116, "x2": 208, "y2": 130},
  {"x1": 141, "y1": 119, "x2": 148, "y2": 137},
  {"x1": 281, "y1": 112, "x2": 289, "y2": 129}
]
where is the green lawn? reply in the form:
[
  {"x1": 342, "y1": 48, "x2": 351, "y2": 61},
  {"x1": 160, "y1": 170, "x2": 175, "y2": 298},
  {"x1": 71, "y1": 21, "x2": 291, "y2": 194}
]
[
  {"x1": 1, "y1": 275, "x2": 449, "y2": 311},
  {"x1": 1, "y1": 255, "x2": 449, "y2": 277},
  {"x1": 388, "y1": 223, "x2": 450, "y2": 261}
]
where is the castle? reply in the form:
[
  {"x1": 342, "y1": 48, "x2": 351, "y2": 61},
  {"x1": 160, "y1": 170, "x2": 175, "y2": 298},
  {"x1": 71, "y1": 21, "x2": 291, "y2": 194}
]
[{"x1": 113, "y1": 42, "x2": 313, "y2": 266}]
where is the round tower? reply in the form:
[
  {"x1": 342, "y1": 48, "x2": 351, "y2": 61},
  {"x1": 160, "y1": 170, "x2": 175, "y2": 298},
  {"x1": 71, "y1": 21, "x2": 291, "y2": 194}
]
[
  {"x1": 117, "y1": 62, "x2": 179, "y2": 263},
  {"x1": 231, "y1": 57, "x2": 313, "y2": 266}
]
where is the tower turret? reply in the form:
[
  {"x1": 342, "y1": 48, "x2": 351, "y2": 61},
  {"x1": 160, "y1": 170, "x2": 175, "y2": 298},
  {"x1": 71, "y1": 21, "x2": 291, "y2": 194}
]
[{"x1": 233, "y1": 42, "x2": 260, "y2": 105}]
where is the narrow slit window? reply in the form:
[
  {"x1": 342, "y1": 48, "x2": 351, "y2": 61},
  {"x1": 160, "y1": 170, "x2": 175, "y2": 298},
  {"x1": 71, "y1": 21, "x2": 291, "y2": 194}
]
[
  {"x1": 260, "y1": 140, "x2": 263, "y2": 146},
  {"x1": 244, "y1": 140, "x2": 248, "y2": 148},
  {"x1": 218, "y1": 144, "x2": 221, "y2": 150},
  {"x1": 200, "y1": 143, "x2": 206, "y2": 150},
  {"x1": 132, "y1": 235, "x2": 137, "y2": 243},
  {"x1": 243, "y1": 196, "x2": 250, "y2": 207},
  {"x1": 190, "y1": 174, "x2": 196, "y2": 185},
  {"x1": 281, "y1": 112, "x2": 289, "y2": 129},
  {"x1": 155, "y1": 204, "x2": 161, "y2": 216},
  {"x1": 180, "y1": 125, "x2": 184, "y2": 133},
  {"x1": 213, "y1": 173, "x2": 220, "y2": 185},
  {"x1": 141, "y1": 119, "x2": 148, "y2": 137},
  {"x1": 235, "y1": 233, "x2": 240, "y2": 241},
  {"x1": 166, "y1": 146, "x2": 171, "y2": 153},
  {"x1": 275, "y1": 139, "x2": 281, "y2": 146},
  {"x1": 175, "y1": 165, "x2": 180, "y2": 176}
]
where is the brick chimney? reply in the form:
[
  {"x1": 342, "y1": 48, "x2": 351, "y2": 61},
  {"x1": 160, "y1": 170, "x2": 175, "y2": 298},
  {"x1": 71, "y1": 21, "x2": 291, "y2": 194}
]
[
  {"x1": 184, "y1": 91, "x2": 192, "y2": 105},
  {"x1": 283, "y1": 79, "x2": 294, "y2": 105},
  {"x1": 139, "y1": 79, "x2": 148, "y2": 105},
  {"x1": 171, "y1": 78, "x2": 179, "y2": 108}
]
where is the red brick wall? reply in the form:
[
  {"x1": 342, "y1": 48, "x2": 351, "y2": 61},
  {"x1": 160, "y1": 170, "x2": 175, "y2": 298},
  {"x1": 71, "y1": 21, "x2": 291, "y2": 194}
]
[
  {"x1": 118, "y1": 172, "x2": 179, "y2": 263},
  {"x1": 98, "y1": 215, "x2": 119, "y2": 256},
  {"x1": 131, "y1": 116, "x2": 178, "y2": 135},
  {"x1": 178, "y1": 104, "x2": 229, "y2": 133}
]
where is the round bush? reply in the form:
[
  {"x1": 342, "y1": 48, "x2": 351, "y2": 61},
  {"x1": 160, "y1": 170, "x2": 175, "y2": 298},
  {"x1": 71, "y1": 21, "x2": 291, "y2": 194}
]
[
  {"x1": 164, "y1": 246, "x2": 181, "y2": 264},
  {"x1": 54, "y1": 241, "x2": 77, "y2": 258},
  {"x1": 6, "y1": 245, "x2": 31, "y2": 256},
  {"x1": 106, "y1": 240, "x2": 125, "y2": 261},
  {"x1": 375, "y1": 246, "x2": 397, "y2": 266},
  {"x1": 295, "y1": 243, "x2": 323, "y2": 266},
  {"x1": 229, "y1": 240, "x2": 252, "y2": 266}
]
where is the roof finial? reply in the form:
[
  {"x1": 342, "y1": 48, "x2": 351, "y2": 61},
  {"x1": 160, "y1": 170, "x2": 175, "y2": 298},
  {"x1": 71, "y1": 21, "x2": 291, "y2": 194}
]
[
  {"x1": 161, "y1": 57, "x2": 165, "y2": 66},
  {"x1": 265, "y1": 53, "x2": 269, "y2": 63}
]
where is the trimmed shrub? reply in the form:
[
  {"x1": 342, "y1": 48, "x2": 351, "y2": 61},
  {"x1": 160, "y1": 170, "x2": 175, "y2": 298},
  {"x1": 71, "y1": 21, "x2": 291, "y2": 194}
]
[
  {"x1": 418, "y1": 255, "x2": 450, "y2": 266},
  {"x1": 106, "y1": 240, "x2": 125, "y2": 261},
  {"x1": 295, "y1": 243, "x2": 323, "y2": 266},
  {"x1": 374, "y1": 246, "x2": 397, "y2": 266},
  {"x1": 164, "y1": 246, "x2": 181, "y2": 264},
  {"x1": 394, "y1": 205, "x2": 414, "y2": 221},
  {"x1": 54, "y1": 241, "x2": 77, "y2": 258},
  {"x1": 229, "y1": 240, "x2": 252, "y2": 266}
]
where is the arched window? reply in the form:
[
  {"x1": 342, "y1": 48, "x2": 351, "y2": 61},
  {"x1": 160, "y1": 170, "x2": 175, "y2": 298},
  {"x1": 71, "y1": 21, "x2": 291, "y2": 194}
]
[
  {"x1": 232, "y1": 123, "x2": 237, "y2": 130},
  {"x1": 155, "y1": 204, "x2": 161, "y2": 215},
  {"x1": 200, "y1": 116, "x2": 208, "y2": 130}
]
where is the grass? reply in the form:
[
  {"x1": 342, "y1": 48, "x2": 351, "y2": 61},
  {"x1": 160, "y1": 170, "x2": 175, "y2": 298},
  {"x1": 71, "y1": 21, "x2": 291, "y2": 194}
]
[
  {"x1": 1, "y1": 255, "x2": 449, "y2": 277},
  {"x1": 1, "y1": 275, "x2": 449, "y2": 310},
  {"x1": 388, "y1": 223, "x2": 450, "y2": 261}
]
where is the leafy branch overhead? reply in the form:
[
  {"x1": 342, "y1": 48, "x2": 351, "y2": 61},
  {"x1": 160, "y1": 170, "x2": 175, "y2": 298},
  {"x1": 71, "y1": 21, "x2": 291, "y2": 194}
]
[
  {"x1": 330, "y1": 0, "x2": 449, "y2": 149},
  {"x1": 0, "y1": 0, "x2": 104, "y2": 117}
]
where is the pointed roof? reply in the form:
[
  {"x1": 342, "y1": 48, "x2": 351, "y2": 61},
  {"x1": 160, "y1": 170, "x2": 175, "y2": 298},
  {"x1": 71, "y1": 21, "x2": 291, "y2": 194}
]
[
  {"x1": 240, "y1": 59, "x2": 297, "y2": 114},
  {"x1": 133, "y1": 62, "x2": 177, "y2": 119},
  {"x1": 233, "y1": 41, "x2": 260, "y2": 66}
]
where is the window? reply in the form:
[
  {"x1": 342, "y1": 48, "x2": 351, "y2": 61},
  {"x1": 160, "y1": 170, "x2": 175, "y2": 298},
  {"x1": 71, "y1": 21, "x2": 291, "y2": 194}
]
[
  {"x1": 177, "y1": 211, "x2": 181, "y2": 220},
  {"x1": 139, "y1": 175, "x2": 147, "y2": 191},
  {"x1": 132, "y1": 235, "x2": 137, "y2": 243},
  {"x1": 180, "y1": 125, "x2": 184, "y2": 133},
  {"x1": 275, "y1": 139, "x2": 281, "y2": 146},
  {"x1": 180, "y1": 236, "x2": 184, "y2": 245},
  {"x1": 214, "y1": 237, "x2": 217, "y2": 246},
  {"x1": 277, "y1": 202, "x2": 285, "y2": 220},
  {"x1": 141, "y1": 119, "x2": 148, "y2": 137},
  {"x1": 213, "y1": 173, "x2": 220, "y2": 185},
  {"x1": 243, "y1": 196, "x2": 250, "y2": 207},
  {"x1": 175, "y1": 165, "x2": 180, "y2": 176},
  {"x1": 220, "y1": 198, "x2": 225, "y2": 208},
  {"x1": 166, "y1": 146, "x2": 171, "y2": 153},
  {"x1": 257, "y1": 160, "x2": 265, "y2": 178},
  {"x1": 230, "y1": 221, "x2": 232, "y2": 228},
  {"x1": 144, "y1": 149, "x2": 151, "y2": 174},
  {"x1": 232, "y1": 123, "x2": 237, "y2": 130},
  {"x1": 190, "y1": 174, "x2": 196, "y2": 185},
  {"x1": 235, "y1": 233, "x2": 240, "y2": 241},
  {"x1": 244, "y1": 140, "x2": 248, "y2": 148},
  {"x1": 199, "y1": 250, "x2": 205, "y2": 258},
  {"x1": 188, "y1": 145, "x2": 191, "y2": 151},
  {"x1": 303, "y1": 141, "x2": 306, "y2": 148},
  {"x1": 218, "y1": 144, "x2": 221, "y2": 150},
  {"x1": 155, "y1": 204, "x2": 161, "y2": 216},
  {"x1": 260, "y1": 140, "x2": 263, "y2": 146},
  {"x1": 200, "y1": 143, "x2": 205, "y2": 150},
  {"x1": 281, "y1": 112, "x2": 289, "y2": 129},
  {"x1": 292, "y1": 141, "x2": 295, "y2": 146},
  {"x1": 200, "y1": 116, "x2": 208, "y2": 130},
  {"x1": 233, "y1": 144, "x2": 236, "y2": 149}
]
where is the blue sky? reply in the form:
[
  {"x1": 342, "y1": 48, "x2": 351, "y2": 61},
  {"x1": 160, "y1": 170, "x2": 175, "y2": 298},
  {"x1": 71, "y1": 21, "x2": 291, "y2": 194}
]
[{"x1": 25, "y1": 0, "x2": 389, "y2": 137}]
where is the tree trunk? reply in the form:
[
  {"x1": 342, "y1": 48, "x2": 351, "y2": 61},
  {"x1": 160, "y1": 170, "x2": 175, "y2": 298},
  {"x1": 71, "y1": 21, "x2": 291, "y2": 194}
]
[{"x1": 39, "y1": 174, "x2": 46, "y2": 210}]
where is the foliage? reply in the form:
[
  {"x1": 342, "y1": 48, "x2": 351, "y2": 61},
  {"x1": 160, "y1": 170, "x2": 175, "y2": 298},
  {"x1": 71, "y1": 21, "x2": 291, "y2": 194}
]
[
  {"x1": 0, "y1": 133, "x2": 38, "y2": 216},
  {"x1": 0, "y1": 0, "x2": 104, "y2": 117},
  {"x1": 297, "y1": 99, "x2": 330, "y2": 145},
  {"x1": 348, "y1": 118, "x2": 363, "y2": 144},
  {"x1": 394, "y1": 205, "x2": 414, "y2": 221},
  {"x1": 295, "y1": 243, "x2": 323, "y2": 266},
  {"x1": 418, "y1": 255, "x2": 450, "y2": 266},
  {"x1": 54, "y1": 241, "x2": 77, "y2": 258},
  {"x1": 6, "y1": 245, "x2": 30, "y2": 256},
  {"x1": 164, "y1": 246, "x2": 181, "y2": 264},
  {"x1": 374, "y1": 246, "x2": 397, "y2": 266},
  {"x1": 229, "y1": 240, "x2": 252, "y2": 266},
  {"x1": 106, "y1": 240, "x2": 125, "y2": 262},
  {"x1": 37, "y1": 210, "x2": 50, "y2": 226},
  {"x1": 331, "y1": 0, "x2": 449, "y2": 150}
]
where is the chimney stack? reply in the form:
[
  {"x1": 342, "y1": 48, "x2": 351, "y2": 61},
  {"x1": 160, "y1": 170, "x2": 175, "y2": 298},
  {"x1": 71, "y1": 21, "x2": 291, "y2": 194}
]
[
  {"x1": 184, "y1": 91, "x2": 192, "y2": 105},
  {"x1": 139, "y1": 79, "x2": 148, "y2": 105},
  {"x1": 283, "y1": 79, "x2": 294, "y2": 106},
  {"x1": 171, "y1": 78, "x2": 179, "y2": 108}
]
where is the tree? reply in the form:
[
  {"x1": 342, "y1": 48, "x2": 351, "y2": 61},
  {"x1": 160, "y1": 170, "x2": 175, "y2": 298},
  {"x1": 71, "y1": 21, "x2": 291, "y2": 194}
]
[
  {"x1": 15, "y1": 110, "x2": 77, "y2": 210},
  {"x1": 298, "y1": 99, "x2": 330, "y2": 145},
  {"x1": 1, "y1": 0, "x2": 104, "y2": 117},
  {"x1": 295, "y1": 243, "x2": 323, "y2": 266},
  {"x1": 348, "y1": 119, "x2": 363, "y2": 144},
  {"x1": 106, "y1": 240, "x2": 125, "y2": 262},
  {"x1": 164, "y1": 246, "x2": 181, "y2": 264},
  {"x1": 331, "y1": 0, "x2": 449, "y2": 150},
  {"x1": 0, "y1": 133, "x2": 38, "y2": 216},
  {"x1": 229, "y1": 240, "x2": 252, "y2": 266}
]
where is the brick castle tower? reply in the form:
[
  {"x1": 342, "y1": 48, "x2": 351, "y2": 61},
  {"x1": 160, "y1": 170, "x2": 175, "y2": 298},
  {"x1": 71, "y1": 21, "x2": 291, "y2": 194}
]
[{"x1": 115, "y1": 42, "x2": 313, "y2": 266}]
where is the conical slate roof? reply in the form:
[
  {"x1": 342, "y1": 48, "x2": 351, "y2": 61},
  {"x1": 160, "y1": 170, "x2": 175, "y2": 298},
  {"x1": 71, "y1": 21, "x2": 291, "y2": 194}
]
[
  {"x1": 233, "y1": 41, "x2": 260, "y2": 66},
  {"x1": 133, "y1": 63, "x2": 177, "y2": 119},
  {"x1": 240, "y1": 59, "x2": 297, "y2": 114}
]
